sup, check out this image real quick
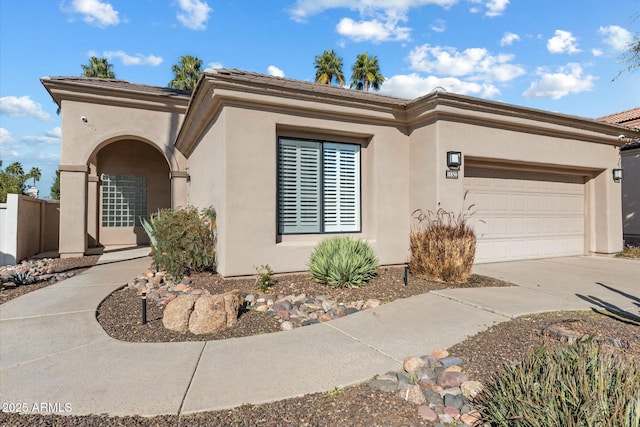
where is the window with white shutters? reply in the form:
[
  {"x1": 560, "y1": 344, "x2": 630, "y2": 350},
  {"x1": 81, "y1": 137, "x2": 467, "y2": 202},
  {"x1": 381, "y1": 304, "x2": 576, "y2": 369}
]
[{"x1": 278, "y1": 138, "x2": 361, "y2": 234}]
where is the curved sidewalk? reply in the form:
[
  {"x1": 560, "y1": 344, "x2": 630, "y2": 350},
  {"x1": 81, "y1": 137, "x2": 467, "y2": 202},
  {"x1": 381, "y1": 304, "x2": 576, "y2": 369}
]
[{"x1": 1, "y1": 249, "x2": 638, "y2": 417}]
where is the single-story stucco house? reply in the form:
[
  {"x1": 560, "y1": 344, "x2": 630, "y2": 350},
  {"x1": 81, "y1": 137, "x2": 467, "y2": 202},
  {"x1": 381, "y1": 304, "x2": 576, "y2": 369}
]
[
  {"x1": 42, "y1": 69, "x2": 637, "y2": 276},
  {"x1": 598, "y1": 107, "x2": 640, "y2": 244}
]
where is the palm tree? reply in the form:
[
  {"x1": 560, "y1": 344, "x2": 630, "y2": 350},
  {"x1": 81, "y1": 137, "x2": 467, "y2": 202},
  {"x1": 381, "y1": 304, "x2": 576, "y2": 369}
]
[
  {"x1": 6, "y1": 162, "x2": 24, "y2": 176},
  {"x1": 350, "y1": 53, "x2": 384, "y2": 91},
  {"x1": 81, "y1": 57, "x2": 116, "y2": 78},
  {"x1": 168, "y1": 55, "x2": 203, "y2": 91},
  {"x1": 50, "y1": 170, "x2": 60, "y2": 200},
  {"x1": 28, "y1": 167, "x2": 41, "y2": 187},
  {"x1": 314, "y1": 50, "x2": 345, "y2": 86}
]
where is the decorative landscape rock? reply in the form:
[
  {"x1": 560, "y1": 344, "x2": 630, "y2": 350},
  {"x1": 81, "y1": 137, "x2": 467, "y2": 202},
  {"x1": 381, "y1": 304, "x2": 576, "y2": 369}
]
[
  {"x1": 127, "y1": 269, "x2": 382, "y2": 332},
  {"x1": 403, "y1": 356, "x2": 425, "y2": 378},
  {"x1": 369, "y1": 353, "x2": 484, "y2": 426},
  {"x1": 188, "y1": 290, "x2": 243, "y2": 335},
  {"x1": 460, "y1": 380, "x2": 483, "y2": 400},
  {"x1": 0, "y1": 257, "x2": 79, "y2": 289},
  {"x1": 162, "y1": 294, "x2": 200, "y2": 333}
]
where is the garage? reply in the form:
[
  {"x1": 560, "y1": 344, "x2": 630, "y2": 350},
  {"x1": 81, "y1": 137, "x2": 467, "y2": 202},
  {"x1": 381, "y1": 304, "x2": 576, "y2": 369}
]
[{"x1": 464, "y1": 167, "x2": 585, "y2": 263}]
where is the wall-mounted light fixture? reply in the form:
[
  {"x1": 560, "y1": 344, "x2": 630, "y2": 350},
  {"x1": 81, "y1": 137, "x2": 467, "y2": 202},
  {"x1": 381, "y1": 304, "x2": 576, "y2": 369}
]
[
  {"x1": 613, "y1": 168, "x2": 623, "y2": 182},
  {"x1": 447, "y1": 151, "x2": 462, "y2": 169}
]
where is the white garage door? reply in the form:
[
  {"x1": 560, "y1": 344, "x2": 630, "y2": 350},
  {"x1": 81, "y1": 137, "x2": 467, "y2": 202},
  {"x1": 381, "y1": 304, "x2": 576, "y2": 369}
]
[{"x1": 464, "y1": 168, "x2": 585, "y2": 263}]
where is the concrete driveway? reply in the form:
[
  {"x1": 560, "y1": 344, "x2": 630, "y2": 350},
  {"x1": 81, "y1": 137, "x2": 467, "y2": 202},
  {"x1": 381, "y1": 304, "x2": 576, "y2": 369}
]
[{"x1": 433, "y1": 256, "x2": 640, "y2": 319}]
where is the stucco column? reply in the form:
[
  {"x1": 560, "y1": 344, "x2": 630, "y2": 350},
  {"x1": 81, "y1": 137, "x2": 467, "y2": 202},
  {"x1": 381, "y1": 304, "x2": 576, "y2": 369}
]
[
  {"x1": 170, "y1": 171, "x2": 189, "y2": 208},
  {"x1": 59, "y1": 165, "x2": 88, "y2": 258},
  {"x1": 592, "y1": 169, "x2": 623, "y2": 254},
  {"x1": 87, "y1": 174, "x2": 99, "y2": 247}
]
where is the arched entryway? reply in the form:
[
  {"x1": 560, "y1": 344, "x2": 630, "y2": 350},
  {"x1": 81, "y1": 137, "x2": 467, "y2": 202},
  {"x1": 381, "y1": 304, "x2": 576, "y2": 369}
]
[{"x1": 93, "y1": 139, "x2": 171, "y2": 247}]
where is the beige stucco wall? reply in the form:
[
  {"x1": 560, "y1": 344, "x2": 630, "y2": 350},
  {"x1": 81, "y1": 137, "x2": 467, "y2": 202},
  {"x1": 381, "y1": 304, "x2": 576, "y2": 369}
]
[
  {"x1": 0, "y1": 195, "x2": 60, "y2": 265},
  {"x1": 188, "y1": 106, "x2": 411, "y2": 276},
  {"x1": 622, "y1": 148, "x2": 640, "y2": 238},
  {"x1": 15, "y1": 197, "x2": 42, "y2": 262},
  {"x1": 59, "y1": 101, "x2": 186, "y2": 169},
  {"x1": 56, "y1": 98, "x2": 187, "y2": 255},
  {"x1": 187, "y1": 96, "x2": 624, "y2": 276}
]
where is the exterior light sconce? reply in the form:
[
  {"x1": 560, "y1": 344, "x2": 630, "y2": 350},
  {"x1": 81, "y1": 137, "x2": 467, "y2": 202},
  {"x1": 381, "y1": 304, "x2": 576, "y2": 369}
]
[
  {"x1": 612, "y1": 168, "x2": 623, "y2": 182},
  {"x1": 447, "y1": 151, "x2": 462, "y2": 169}
]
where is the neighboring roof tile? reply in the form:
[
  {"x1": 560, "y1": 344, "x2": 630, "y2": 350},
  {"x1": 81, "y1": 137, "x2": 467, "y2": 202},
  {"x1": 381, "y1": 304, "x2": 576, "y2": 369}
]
[
  {"x1": 622, "y1": 139, "x2": 640, "y2": 151},
  {"x1": 598, "y1": 107, "x2": 640, "y2": 125}
]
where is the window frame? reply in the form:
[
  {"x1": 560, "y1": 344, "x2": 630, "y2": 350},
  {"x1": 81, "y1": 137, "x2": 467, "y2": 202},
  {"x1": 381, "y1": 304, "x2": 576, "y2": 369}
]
[{"x1": 277, "y1": 136, "x2": 362, "y2": 235}]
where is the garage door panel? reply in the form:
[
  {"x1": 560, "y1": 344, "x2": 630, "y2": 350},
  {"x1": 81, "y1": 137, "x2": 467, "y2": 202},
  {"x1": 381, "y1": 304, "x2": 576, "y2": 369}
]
[{"x1": 465, "y1": 168, "x2": 585, "y2": 263}]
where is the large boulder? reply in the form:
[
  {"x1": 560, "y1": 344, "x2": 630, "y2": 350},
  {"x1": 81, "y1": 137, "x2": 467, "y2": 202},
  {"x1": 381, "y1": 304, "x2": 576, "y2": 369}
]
[
  {"x1": 188, "y1": 289, "x2": 243, "y2": 335},
  {"x1": 162, "y1": 294, "x2": 200, "y2": 333}
]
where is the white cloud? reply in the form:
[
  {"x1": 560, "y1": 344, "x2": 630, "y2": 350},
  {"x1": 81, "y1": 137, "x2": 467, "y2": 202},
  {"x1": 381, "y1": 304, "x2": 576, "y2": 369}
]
[
  {"x1": 500, "y1": 32, "x2": 520, "y2": 46},
  {"x1": 66, "y1": 0, "x2": 120, "y2": 27},
  {"x1": 598, "y1": 25, "x2": 634, "y2": 52},
  {"x1": 289, "y1": 0, "x2": 459, "y2": 22},
  {"x1": 102, "y1": 50, "x2": 163, "y2": 66},
  {"x1": 0, "y1": 96, "x2": 51, "y2": 120},
  {"x1": 0, "y1": 128, "x2": 19, "y2": 159},
  {"x1": 485, "y1": 0, "x2": 509, "y2": 16},
  {"x1": 21, "y1": 135, "x2": 61, "y2": 145},
  {"x1": 591, "y1": 48, "x2": 603, "y2": 57},
  {"x1": 379, "y1": 73, "x2": 499, "y2": 98},
  {"x1": 176, "y1": 0, "x2": 212, "y2": 30},
  {"x1": 547, "y1": 30, "x2": 580, "y2": 54},
  {"x1": 468, "y1": 0, "x2": 508, "y2": 16},
  {"x1": 204, "y1": 62, "x2": 223, "y2": 72},
  {"x1": 336, "y1": 13, "x2": 411, "y2": 42},
  {"x1": 34, "y1": 152, "x2": 61, "y2": 163},
  {"x1": 408, "y1": 44, "x2": 525, "y2": 82},
  {"x1": 46, "y1": 127, "x2": 62, "y2": 138},
  {"x1": 0, "y1": 128, "x2": 14, "y2": 144},
  {"x1": 430, "y1": 19, "x2": 446, "y2": 33},
  {"x1": 523, "y1": 63, "x2": 595, "y2": 99},
  {"x1": 267, "y1": 66, "x2": 285, "y2": 77}
]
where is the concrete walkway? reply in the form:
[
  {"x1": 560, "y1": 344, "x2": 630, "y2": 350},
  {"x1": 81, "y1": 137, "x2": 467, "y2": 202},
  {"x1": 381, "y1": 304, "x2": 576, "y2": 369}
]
[{"x1": 0, "y1": 250, "x2": 638, "y2": 417}]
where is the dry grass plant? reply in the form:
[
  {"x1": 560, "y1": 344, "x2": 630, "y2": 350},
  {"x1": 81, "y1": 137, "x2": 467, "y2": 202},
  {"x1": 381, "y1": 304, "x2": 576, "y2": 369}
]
[{"x1": 409, "y1": 197, "x2": 479, "y2": 284}]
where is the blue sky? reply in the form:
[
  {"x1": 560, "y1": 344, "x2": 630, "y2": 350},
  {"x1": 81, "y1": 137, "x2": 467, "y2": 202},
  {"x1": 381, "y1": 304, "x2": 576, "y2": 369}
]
[{"x1": 1, "y1": 0, "x2": 639, "y2": 198}]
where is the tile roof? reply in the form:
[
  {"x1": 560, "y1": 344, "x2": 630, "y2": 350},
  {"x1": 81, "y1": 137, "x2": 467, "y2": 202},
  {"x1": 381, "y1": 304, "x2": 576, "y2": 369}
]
[
  {"x1": 597, "y1": 107, "x2": 640, "y2": 126},
  {"x1": 621, "y1": 139, "x2": 640, "y2": 151},
  {"x1": 205, "y1": 68, "x2": 410, "y2": 106},
  {"x1": 41, "y1": 76, "x2": 192, "y2": 98}
]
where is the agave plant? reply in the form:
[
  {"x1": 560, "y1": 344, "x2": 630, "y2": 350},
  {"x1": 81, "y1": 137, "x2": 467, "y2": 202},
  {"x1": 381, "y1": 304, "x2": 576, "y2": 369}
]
[
  {"x1": 10, "y1": 271, "x2": 36, "y2": 286},
  {"x1": 308, "y1": 237, "x2": 378, "y2": 288}
]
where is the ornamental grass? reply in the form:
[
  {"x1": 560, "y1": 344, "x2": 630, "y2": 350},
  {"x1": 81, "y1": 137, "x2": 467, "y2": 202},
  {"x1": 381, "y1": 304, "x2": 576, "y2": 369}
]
[{"x1": 409, "y1": 202, "x2": 477, "y2": 284}]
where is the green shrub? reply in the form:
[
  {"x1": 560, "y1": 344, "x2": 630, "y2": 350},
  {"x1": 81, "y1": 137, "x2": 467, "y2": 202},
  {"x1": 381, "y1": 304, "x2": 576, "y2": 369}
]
[
  {"x1": 255, "y1": 264, "x2": 275, "y2": 293},
  {"x1": 475, "y1": 340, "x2": 640, "y2": 427},
  {"x1": 10, "y1": 271, "x2": 36, "y2": 286},
  {"x1": 149, "y1": 206, "x2": 216, "y2": 280},
  {"x1": 409, "y1": 202, "x2": 477, "y2": 284},
  {"x1": 308, "y1": 237, "x2": 378, "y2": 288}
]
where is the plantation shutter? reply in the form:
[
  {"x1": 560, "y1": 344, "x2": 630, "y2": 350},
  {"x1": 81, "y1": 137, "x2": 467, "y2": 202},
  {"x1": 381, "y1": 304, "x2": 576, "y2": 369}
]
[
  {"x1": 323, "y1": 143, "x2": 360, "y2": 232},
  {"x1": 278, "y1": 139, "x2": 321, "y2": 233}
]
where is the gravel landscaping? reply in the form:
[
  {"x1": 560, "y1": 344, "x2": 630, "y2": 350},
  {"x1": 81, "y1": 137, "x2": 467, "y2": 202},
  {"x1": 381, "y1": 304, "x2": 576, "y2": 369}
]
[
  {"x1": 1, "y1": 255, "x2": 639, "y2": 426},
  {"x1": 0, "y1": 256, "x2": 100, "y2": 305},
  {"x1": 98, "y1": 266, "x2": 512, "y2": 342}
]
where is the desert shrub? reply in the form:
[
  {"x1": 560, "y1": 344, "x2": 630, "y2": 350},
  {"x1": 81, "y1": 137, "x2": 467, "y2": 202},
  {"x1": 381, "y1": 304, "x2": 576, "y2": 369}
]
[
  {"x1": 9, "y1": 271, "x2": 36, "y2": 286},
  {"x1": 149, "y1": 206, "x2": 216, "y2": 280},
  {"x1": 409, "y1": 202, "x2": 477, "y2": 284},
  {"x1": 475, "y1": 340, "x2": 640, "y2": 427},
  {"x1": 255, "y1": 264, "x2": 275, "y2": 293},
  {"x1": 308, "y1": 237, "x2": 378, "y2": 288}
]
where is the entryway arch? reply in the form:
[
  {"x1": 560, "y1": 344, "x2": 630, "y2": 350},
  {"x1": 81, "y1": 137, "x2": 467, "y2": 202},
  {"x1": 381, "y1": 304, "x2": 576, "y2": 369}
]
[{"x1": 90, "y1": 138, "x2": 171, "y2": 248}]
